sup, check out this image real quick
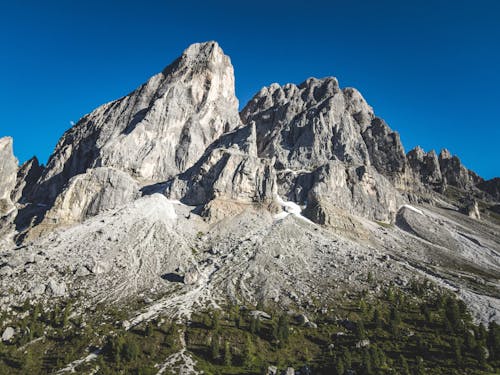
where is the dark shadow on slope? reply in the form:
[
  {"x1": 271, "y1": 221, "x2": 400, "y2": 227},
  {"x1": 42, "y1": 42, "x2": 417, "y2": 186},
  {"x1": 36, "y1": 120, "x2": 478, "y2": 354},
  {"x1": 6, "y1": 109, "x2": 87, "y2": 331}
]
[{"x1": 161, "y1": 273, "x2": 184, "y2": 283}]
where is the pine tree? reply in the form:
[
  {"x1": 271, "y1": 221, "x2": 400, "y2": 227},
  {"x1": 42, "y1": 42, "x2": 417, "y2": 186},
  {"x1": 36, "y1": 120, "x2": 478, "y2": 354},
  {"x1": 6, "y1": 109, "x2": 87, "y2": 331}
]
[
  {"x1": 361, "y1": 349, "x2": 373, "y2": 375},
  {"x1": 372, "y1": 308, "x2": 382, "y2": 329},
  {"x1": 243, "y1": 333, "x2": 255, "y2": 368},
  {"x1": 342, "y1": 348, "x2": 352, "y2": 369},
  {"x1": 223, "y1": 341, "x2": 232, "y2": 366},
  {"x1": 399, "y1": 355, "x2": 410, "y2": 375},
  {"x1": 487, "y1": 321, "x2": 500, "y2": 361},
  {"x1": 211, "y1": 334, "x2": 220, "y2": 361},
  {"x1": 335, "y1": 357, "x2": 345, "y2": 375},
  {"x1": 414, "y1": 356, "x2": 425, "y2": 375},
  {"x1": 356, "y1": 320, "x2": 367, "y2": 340},
  {"x1": 277, "y1": 313, "x2": 289, "y2": 343}
]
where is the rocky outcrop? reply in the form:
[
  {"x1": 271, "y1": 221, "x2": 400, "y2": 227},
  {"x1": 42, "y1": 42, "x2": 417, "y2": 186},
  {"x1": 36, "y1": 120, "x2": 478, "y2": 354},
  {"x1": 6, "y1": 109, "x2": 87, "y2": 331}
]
[
  {"x1": 302, "y1": 162, "x2": 403, "y2": 222},
  {"x1": 0, "y1": 137, "x2": 18, "y2": 217},
  {"x1": 438, "y1": 149, "x2": 482, "y2": 190},
  {"x1": 43, "y1": 167, "x2": 139, "y2": 225},
  {"x1": 241, "y1": 77, "x2": 406, "y2": 179},
  {"x1": 478, "y1": 178, "x2": 500, "y2": 201},
  {"x1": 11, "y1": 157, "x2": 44, "y2": 204},
  {"x1": 407, "y1": 146, "x2": 443, "y2": 188},
  {"x1": 34, "y1": 41, "x2": 241, "y2": 203},
  {"x1": 166, "y1": 123, "x2": 277, "y2": 218}
]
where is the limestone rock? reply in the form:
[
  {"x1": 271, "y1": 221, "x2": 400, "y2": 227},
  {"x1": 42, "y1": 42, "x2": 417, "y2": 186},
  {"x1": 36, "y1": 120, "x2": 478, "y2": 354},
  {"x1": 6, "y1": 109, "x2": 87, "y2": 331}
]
[
  {"x1": 407, "y1": 146, "x2": 443, "y2": 188},
  {"x1": 241, "y1": 77, "x2": 406, "y2": 178},
  {"x1": 477, "y1": 178, "x2": 500, "y2": 201},
  {"x1": 43, "y1": 167, "x2": 139, "y2": 225},
  {"x1": 34, "y1": 41, "x2": 241, "y2": 203},
  {"x1": 46, "y1": 279, "x2": 67, "y2": 297},
  {"x1": 438, "y1": 149, "x2": 482, "y2": 190},
  {"x1": 183, "y1": 267, "x2": 200, "y2": 285},
  {"x1": 461, "y1": 198, "x2": 481, "y2": 220},
  {"x1": 1, "y1": 327, "x2": 15, "y2": 342},
  {"x1": 0, "y1": 137, "x2": 18, "y2": 216},
  {"x1": 166, "y1": 124, "x2": 277, "y2": 215},
  {"x1": 302, "y1": 162, "x2": 403, "y2": 222},
  {"x1": 11, "y1": 156, "x2": 44, "y2": 203}
]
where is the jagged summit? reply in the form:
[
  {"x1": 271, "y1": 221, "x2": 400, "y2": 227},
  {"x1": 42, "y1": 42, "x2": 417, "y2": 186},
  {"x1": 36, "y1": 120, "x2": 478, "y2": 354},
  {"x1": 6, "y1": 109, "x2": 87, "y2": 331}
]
[
  {"x1": 33, "y1": 40, "x2": 241, "y2": 204},
  {"x1": 0, "y1": 43, "x2": 499, "y2": 375}
]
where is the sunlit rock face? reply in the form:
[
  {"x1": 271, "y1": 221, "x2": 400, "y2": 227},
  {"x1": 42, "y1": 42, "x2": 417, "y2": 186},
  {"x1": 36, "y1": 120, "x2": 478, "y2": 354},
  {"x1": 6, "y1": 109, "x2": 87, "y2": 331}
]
[{"x1": 34, "y1": 41, "x2": 241, "y2": 203}]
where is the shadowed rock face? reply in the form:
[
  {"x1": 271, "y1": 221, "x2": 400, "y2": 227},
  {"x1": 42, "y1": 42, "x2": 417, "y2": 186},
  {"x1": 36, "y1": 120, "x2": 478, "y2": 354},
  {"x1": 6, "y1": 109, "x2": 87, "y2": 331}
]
[
  {"x1": 478, "y1": 178, "x2": 500, "y2": 201},
  {"x1": 33, "y1": 41, "x2": 241, "y2": 203},
  {"x1": 11, "y1": 157, "x2": 44, "y2": 204}
]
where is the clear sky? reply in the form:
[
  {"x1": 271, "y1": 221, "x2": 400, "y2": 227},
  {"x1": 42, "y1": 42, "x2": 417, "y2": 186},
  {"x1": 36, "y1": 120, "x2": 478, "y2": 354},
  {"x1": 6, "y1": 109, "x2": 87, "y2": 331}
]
[{"x1": 1, "y1": 0, "x2": 499, "y2": 179}]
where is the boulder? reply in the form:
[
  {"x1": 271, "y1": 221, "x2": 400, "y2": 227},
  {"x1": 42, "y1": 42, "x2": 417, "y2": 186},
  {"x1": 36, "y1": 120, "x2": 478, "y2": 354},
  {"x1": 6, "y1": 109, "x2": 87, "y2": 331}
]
[{"x1": 1, "y1": 327, "x2": 15, "y2": 342}]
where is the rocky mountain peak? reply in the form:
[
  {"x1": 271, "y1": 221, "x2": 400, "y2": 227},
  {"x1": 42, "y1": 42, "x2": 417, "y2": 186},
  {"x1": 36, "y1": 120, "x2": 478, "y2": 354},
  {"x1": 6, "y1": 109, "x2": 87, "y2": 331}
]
[{"x1": 33, "y1": 41, "x2": 241, "y2": 205}]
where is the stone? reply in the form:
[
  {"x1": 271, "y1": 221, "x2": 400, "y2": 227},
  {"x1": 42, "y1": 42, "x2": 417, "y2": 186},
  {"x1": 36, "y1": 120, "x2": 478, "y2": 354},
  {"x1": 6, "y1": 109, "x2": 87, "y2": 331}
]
[
  {"x1": 43, "y1": 167, "x2": 139, "y2": 225},
  {"x1": 249, "y1": 310, "x2": 272, "y2": 320},
  {"x1": 166, "y1": 123, "x2": 277, "y2": 220},
  {"x1": 438, "y1": 149, "x2": 482, "y2": 190},
  {"x1": 0, "y1": 137, "x2": 18, "y2": 216},
  {"x1": 46, "y1": 279, "x2": 67, "y2": 297},
  {"x1": 33, "y1": 41, "x2": 241, "y2": 204},
  {"x1": 356, "y1": 339, "x2": 370, "y2": 348},
  {"x1": 267, "y1": 365, "x2": 278, "y2": 375},
  {"x1": 1, "y1": 327, "x2": 15, "y2": 342},
  {"x1": 241, "y1": 77, "x2": 406, "y2": 179},
  {"x1": 11, "y1": 156, "x2": 44, "y2": 204},
  {"x1": 461, "y1": 198, "x2": 481, "y2": 220},
  {"x1": 183, "y1": 267, "x2": 200, "y2": 285},
  {"x1": 478, "y1": 178, "x2": 500, "y2": 201}
]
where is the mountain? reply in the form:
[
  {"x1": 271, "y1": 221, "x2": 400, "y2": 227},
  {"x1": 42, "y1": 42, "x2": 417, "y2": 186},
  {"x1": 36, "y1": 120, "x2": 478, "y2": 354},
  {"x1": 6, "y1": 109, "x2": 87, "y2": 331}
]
[{"x1": 0, "y1": 42, "x2": 499, "y2": 374}]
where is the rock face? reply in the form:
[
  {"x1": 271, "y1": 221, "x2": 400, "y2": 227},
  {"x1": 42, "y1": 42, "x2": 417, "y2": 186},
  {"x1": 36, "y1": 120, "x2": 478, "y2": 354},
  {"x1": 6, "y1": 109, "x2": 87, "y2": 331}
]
[
  {"x1": 407, "y1": 146, "x2": 443, "y2": 188},
  {"x1": 166, "y1": 123, "x2": 277, "y2": 218},
  {"x1": 240, "y1": 78, "x2": 406, "y2": 221},
  {"x1": 43, "y1": 167, "x2": 139, "y2": 225},
  {"x1": 0, "y1": 137, "x2": 18, "y2": 217},
  {"x1": 11, "y1": 157, "x2": 44, "y2": 204},
  {"x1": 438, "y1": 149, "x2": 482, "y2": 190},
  {"x1": 241, "y1": 77, "x2": 406, "y2": 178},
  {"x1": 34, "y1": 41, "x2": 241, "y2": 203},
  {"x1": 478, "y1": 178, "x2": 500, "y2": 201}
]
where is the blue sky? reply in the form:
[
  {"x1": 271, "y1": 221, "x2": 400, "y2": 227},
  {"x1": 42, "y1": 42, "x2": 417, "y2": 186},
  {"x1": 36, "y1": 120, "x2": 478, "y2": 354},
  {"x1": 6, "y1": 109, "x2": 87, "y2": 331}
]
[{"x1": 1, "y1": 0, "x2": 499, "y2": 178}]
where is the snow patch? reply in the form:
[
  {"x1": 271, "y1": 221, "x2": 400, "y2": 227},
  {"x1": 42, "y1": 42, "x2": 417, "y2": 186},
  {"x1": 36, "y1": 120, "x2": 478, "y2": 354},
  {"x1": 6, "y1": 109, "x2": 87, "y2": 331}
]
[{"x1": 401, "y1": 204, "x2": 424, "y2": 216}]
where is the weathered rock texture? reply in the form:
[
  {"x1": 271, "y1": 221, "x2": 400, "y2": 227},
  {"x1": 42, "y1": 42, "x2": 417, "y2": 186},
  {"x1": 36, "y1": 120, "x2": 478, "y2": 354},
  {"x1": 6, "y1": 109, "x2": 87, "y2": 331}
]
[
  {"x1": 0, "y1": 137, "x2": 18, "y2": 217},
  {"x1": 240, "y1": 78, "x2": 406, "y2": 221},
  {"x1": 34, "y1": 41, "x2": 241, "y2": 203},
  {"x1": 43, "y1": 167, "x2": 139, "y2": 225},
  {"x1": 166, "y1": 123, "x2": 277, "y2": 219},
  {"x1": 11, "y1": 157, "x2": 44, "y2": 204},
  {"x1": 241, "y1": 78, "x2": 406, "y2": 177},
  {"x1": 478, "y1": 178, "x2": 500, "y2": 201}
]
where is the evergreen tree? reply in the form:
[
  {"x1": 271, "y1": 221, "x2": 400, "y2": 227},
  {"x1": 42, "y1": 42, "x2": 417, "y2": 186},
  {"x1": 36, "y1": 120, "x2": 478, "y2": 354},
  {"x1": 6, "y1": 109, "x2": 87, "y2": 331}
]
[
  {"x1": 277, "y1": 313, "x2": 290, "y2": 343},
  {"x1": 356, "y1": 320, "x2": 367, "y2": 340},
  {"x1": 372, "y1": 308, "x2": 382, "y2": 329},
  {"x1": 452, "y1": 338, "x2": 463, "y2": 367},
  {"x1": 223, "y1": 341, "x2": 232, "y2": 366},
  {"x1": 342, "y1": 348, "x2": 352, "y2": 370},
  {"x1": 487, "y1": 321, "x2": 500, "y2": 361},
  {"x1": 211, "y1": 311, "x2": 220, "y2": 331},
  {"x1": 243, "y1": 333, "x2": 255, "y2": 368},
  {"x1": 361, "y1": 349, "x2": 373, "y2": 375},
  {"x1": 211, "y1": 334, "x2": 220, "y2": 361},
  {"x1": 414, "y1": 356, "x2": 425, "y2": 375},
  {"x1": 444, "y1": 297, "x2": 461, "y2": 332},
  {"x1": 335, "y1": 357, "x2": 345, "y2": 375},
  {"x1": 399, "y1": 355, "x2": 410, "y2": 375}
]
